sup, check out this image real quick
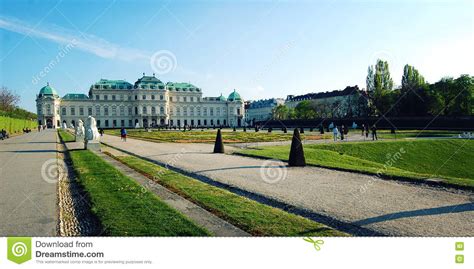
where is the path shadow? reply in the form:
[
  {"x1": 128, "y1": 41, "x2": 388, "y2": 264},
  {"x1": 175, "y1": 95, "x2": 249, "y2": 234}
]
[
  {"x1": 196, "y1": 165, "x2": 285, "y2": 173},
  {"x1": 27, "y1": 141, "x2": 56, "y2": 144},
  {"x1": 353, "y1": 202, "x2": 474, "y2": 226},
  {"x1": 4, "y1": 150, "x2": 58, "y2": 153}
]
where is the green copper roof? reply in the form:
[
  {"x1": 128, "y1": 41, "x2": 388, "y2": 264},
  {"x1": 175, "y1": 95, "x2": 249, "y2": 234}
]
[
  {"x1": 218, "y1": 93, "x2": 227, "y2": 101},
  {"x1": 92, "y1": 79, "x2": 133, "y2": 89},
  {"x1": 166, "y1": 82, "x2": 200, "y2": 92},
  {"x1": 228, "y1": 89, "x2": 241, "y2": 101},
  {"x1": 135, "y1": 74, "x2": 164, "y2": 89},
  {"x1": 62, "y1": 93, "x2": 89, "y2": 100},
  {"x1": 39, "y1": 83, "x2": 58, "y2": 96}
]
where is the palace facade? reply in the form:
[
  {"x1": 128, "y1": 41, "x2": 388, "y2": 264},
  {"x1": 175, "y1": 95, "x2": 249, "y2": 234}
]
[{"x1": 36, "y1": 74, "x2": 245, "y2": 129}]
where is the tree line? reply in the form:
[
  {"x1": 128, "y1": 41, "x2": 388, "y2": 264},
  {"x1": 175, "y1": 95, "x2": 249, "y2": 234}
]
[
  {"x1": 0, "y1": 86, "x2": 37, "y2": 120},
  {"x1": 271, "y1": 60, "x2": 473, "y2": 120}
]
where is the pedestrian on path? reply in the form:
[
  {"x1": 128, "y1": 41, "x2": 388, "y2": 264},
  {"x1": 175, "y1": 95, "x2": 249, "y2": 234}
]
[
  {"x1": 365, "y1": 124, "x2": 369, "y2": 139},
  {"x1": 340, "y1": 125, "x2": 345, "y2": 141},
  {"x1": 333, "y1": 126, "x2": 339, "y2": 142},
  {"x1": 361, "y1": 124, "x2": 365, "y2": 136},
  {"x1": 120, "y1": 128, "x2": 127, "y2": 142},
  {"x1": 371, "y1": 125, "x2": 378, "y2": 140}
]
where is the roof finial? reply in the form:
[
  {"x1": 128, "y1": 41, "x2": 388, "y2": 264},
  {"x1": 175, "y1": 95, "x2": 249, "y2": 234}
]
[
  {"x1": 143, "y1": 72, "x2": 145, "y2": 76},
  {"x1": 153, "y1": 73, "x2": 155, "y2": 77}
]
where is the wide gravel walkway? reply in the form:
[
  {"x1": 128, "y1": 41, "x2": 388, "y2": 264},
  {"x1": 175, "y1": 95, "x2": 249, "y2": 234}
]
[
  {"x1": 102, "y1": 134, "x2": 474, "y2": 236},
  {"x1": 0, "y1": 130, "x2": 58, "y2": 236}
]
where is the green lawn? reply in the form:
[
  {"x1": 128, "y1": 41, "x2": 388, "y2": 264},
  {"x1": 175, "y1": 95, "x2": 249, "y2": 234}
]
[
  {"x1": 58, "y1": 129, "x2": 75, "y2": 142},
  {"x1": 109, "y1": 154, "x2": 346, "y2": 236},
  {"x1": 69, "y1": 149, "x2": 210, "y2": 236},
  {"x1": 105, "y1": 129, "x2": 329, "y2": 143},
  {"x1": 239, "y1": 139, "x2": 474, "y2": 188},
  {"x1": 375, "y1": 129, "x2": 460, "y2": 139},
  {"x1": 0, "y1": 115, "x2": 37, "y2": 135}
]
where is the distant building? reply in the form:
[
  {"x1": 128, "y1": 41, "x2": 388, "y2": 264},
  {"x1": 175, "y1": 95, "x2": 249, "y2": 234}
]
[
  {"x1": 246, "y1": 98, "x2": 285, "y2": 125},
  {"x1": 285, "y1": 86, "x2": 369, "y2": 118},
  {"x1": 36, "y1": 74, "x2": 245, "y2": 129}
]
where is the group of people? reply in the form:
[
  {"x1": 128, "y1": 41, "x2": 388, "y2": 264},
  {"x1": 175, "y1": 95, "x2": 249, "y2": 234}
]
[
  {"x1": 331, "y1": 124, "x2": 378, "y2": 142},
  {"x1": 0, "y1": 129, "x2": 9, "y2": 140},
  {"x1": 22, "y1": 128, "x2": 32, "y2": 133},
  {"x1": 37, "y1": 125, "x2": 49, "y2": 132}
]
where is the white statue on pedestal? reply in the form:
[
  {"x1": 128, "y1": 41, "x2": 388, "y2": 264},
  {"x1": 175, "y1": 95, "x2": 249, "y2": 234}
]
[
  {"x1": 135, "y1": 122, "x2": 140, "y2": 129},
  {"x1": 75, "y1": 119, "x2": 85, "y2": 142},
  {"x1": 62, "y1": 122, "x2": 68, "y2": 129},
  {"x1": 85, "y1": 116, "x2": 100, "y2": 141}
]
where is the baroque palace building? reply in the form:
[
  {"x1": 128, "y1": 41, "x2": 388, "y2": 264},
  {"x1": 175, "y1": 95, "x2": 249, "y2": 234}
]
[{"x1": 36, "y1": 74, "x2": 245, "y2": 129}]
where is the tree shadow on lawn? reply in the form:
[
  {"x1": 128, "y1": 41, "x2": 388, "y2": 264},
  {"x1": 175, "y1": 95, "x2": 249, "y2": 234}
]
[{"x1": 353, "y1": 202, "x2": 474, "y2": 226}]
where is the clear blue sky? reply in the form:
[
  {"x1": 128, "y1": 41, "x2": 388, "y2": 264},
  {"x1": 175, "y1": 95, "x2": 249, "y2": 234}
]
[{"x1": 1, "y1": 0, "x2": 473, "y2": 112}]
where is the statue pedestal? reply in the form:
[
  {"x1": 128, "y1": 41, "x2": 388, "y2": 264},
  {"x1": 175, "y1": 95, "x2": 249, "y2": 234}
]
[
  {"x1": 85, "y1": 141, "x2": 101, "y2": 151},
  {"x1": 75, "y1": 134, "x2": 85, "y2": 143}
]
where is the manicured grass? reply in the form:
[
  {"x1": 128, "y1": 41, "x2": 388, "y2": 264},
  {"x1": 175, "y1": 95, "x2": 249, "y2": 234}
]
[
  {"x1": 239, "y1": 139, "x2": 474, "y2": 188},
  {"x1": 105, "y1": 129, "x2": 328, "y2": 143},
  {"x1": 110, "y1": 154, "x2": 346, "y2": 236},
  {"x1": 0, "y1": 115, "x2": 37, "y2": 135},
  {"x1": 58, "y1": 129, "x2": 75, "y2": 143},
  {"x1": 375, "y1": 129, "x2": 460, "y2": 139},
  {"x1": 69, "y1": 149, "x2": 210, "y2": 236}
]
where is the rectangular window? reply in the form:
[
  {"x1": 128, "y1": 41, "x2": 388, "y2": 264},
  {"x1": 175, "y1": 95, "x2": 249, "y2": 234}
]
[
  {"x1": 70, "y1": 107, "x2": 75, "y2": 116},
  {"x1": 142, "y1": 107, "x2": 147, "y2": 114},
  {"x1": 88, "y1": 107, "x2": 92, "y2": 116},
  {"x1": 183, "y1": 107, "x2": 187, "y2": 116},
  {"x1": 183, "y1": 96, "x2": 187, "y2": 102},
  {"x1": 113, "y1": 120, "x2": 117, "y2": 127},
  {"x1": 128, "y1": 95, "x2": 132, "y2": 101},
  {"x1": 152, "y1": 107, "x2": 156, "y2": 114},
  {"x1": 210, "y1": 108, "x2": 214, "y2": 116},
  {"x1": 121, "y1": 120, "x2": 125, "y2": 127},
  {"x1": 169, "y1": 97, "x2": 173, "y2": 102},
  {"x1": 112, "y1": 95, "x2": 116, "y2": 101},
  {"x1": 152, "y1": 95, "x2": 155, "y2": 100},
  {"x1": 128, "y1": 120, "x2": 132, "y2": 127},
  {"x1": 142, "y1": 95, "x2": 146, "y2": 100},
  {"x1": 112, "y1": 106, "x2": 117, "y2": 116},
  {"x1": 79, "y1": 107, "x2": 84, "y2": 116},
  {"x1": 105, "y1": 120, "x2": 109, "y2": 127},
  {"x1": 160, "y1": 95, "x2": 164, "y2": 100},
  {"x1": 160, "y1": 106, "x2": 164, "y2": 114},
  {"x1": 96, "y1": 95, "x2": 100, "y2": 100},
  {"x1": 128, "y1": 107, "x2": 132, "y2": 115},
  {"x1": 61, "y1": 107, "x2": 67, "y2": 115},
  {"x1": 104, "y1": 107, "x2": 109, "y2": 116},
  {"x1": 96, "y1": 106, "x2": 100, "y2": 116},
  {"x1": 104, "y1": 95, "x2": 108, "y2": 100},
  {"x1": 120, "y1": 106, "x2": 125, "y2": 116}
]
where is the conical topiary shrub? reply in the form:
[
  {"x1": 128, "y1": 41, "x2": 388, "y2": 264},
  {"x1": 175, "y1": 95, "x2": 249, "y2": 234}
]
[
  {"x1": 289, "y1": 128, "x2": 306, "y2": 167},
  {"x1": 213, "y1": 129, "x2": 225, "y2": 153}
]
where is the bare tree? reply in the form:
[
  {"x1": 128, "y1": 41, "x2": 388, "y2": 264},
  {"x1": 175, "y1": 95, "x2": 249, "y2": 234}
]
[{"x1": 0, "y1": 86, "x2": 20, "y2": 111}]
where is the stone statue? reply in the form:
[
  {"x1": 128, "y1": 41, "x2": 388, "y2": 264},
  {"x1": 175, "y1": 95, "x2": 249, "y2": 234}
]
[
  {"x1": 135, "y1": 122, "x2": 140, "y2": 129},
  {"x1": 62, "y1": 122, "x2": 68, "y2": 129},
  {"x1": 75, "y1": 119, "x2": 85, "y2": 142},
  {"x1": 85, "y1": 116, "x2": 100, "y2": 150},
  {"x1": 329, "y1": 122, "x2": 334, "y2": 129},
  {"x1": 69, "y1": 123, "x2": 75, "y2": 129},
  {"x1": 85, "y1": 116, "x2": 100, "y2": 141},
  {"x1": 352, "y1": 122, "x2": 358, "y2": 129}
]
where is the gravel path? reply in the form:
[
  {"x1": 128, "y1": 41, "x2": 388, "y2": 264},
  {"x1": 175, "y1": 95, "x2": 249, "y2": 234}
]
[
  {"x1": 0, "y1": 130, "x2": 57, "y2": 236},
  {"x1": 102, "y1": 134, "x2": 474, "y2": 236}
]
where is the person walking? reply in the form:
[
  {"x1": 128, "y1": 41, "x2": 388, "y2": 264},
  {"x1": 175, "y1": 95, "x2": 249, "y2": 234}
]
[
  {"x1": 340, "y1": 125, "x2": 345, "y2": 141},
  {"x1": 120, "y1": 127, "x2": 127, "y2": 142},
  {"x1": 365, "y1": 124, "x2": 369, "y2": 139},
  {"x1": 333, "y1": 126, "x2": 339, "y2": 142},
  {"x1": 361, "y1": 124, "x2": 365, "y2": 136},
  {"x1": 371, "y1": 125, "x2": 378, "y2": 141}
]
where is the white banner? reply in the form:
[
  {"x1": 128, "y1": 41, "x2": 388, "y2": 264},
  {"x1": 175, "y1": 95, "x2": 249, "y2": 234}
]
[{"x1": 0, "y1": 237, "x2": 470, "y2": 268}]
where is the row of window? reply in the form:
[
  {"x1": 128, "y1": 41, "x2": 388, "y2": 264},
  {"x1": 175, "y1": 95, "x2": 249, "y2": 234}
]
[
  {"x1": 60, "y1": 106, "x2": 240, "y2": 117},
  {"x1": 93, "y1": 94, "x2": 202, "y2": 102}
]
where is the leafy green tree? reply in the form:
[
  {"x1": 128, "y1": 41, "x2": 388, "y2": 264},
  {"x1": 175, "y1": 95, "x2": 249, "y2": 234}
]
[
  {"x1": 295, "y1": 100, "x2": 317, "y2": 119},
  {"x1": 272, "y1": 104, "x2": 289, "y2": 120},
  {"x1": 366, "y1": 59, "x2": 394, "y2": 115},
  {"x1": 399, "y1": 64, "x2": 427, "y2": 115}
]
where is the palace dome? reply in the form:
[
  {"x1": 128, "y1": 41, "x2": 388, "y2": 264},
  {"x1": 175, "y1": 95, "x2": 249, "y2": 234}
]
[
  {"x1": 228, "y1": 89, "x2": 241, "y2": 101},
  {"x1": 39, "y1": 83, "x2": 58, "y2": 97}
]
